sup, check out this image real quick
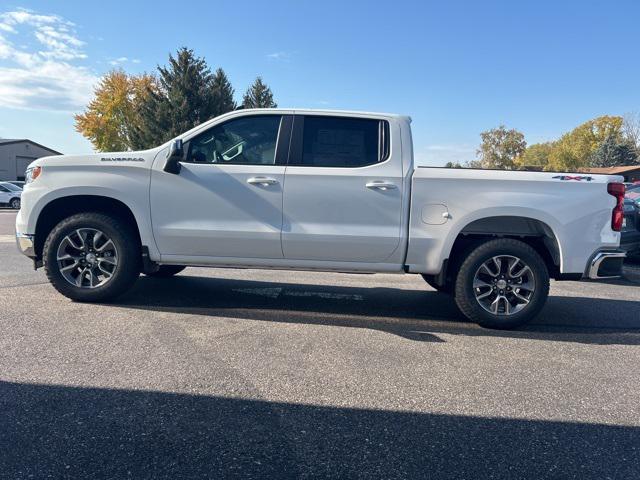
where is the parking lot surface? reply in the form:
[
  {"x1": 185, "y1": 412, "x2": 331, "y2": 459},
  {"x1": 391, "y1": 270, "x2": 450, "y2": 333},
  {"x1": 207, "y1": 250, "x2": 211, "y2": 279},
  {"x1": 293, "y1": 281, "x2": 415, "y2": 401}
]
[{"x1": 1, "y1": 209, "x2": 639, "y2": 479}]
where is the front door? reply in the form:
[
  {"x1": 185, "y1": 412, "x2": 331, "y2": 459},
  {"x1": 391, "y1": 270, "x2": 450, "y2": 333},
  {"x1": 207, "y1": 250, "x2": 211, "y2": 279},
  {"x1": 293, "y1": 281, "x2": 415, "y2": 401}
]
[
  {"x1": 151, "y1": 114, "x2": 291, "y2": 259},
  {"x1": 282, "y1": 115, "x2": 404, "y2": 263}
]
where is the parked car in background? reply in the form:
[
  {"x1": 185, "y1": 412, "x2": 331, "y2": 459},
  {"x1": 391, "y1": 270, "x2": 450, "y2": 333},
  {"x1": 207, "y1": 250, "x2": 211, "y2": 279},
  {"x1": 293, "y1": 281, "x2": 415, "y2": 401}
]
[
  {"x1": 622, "y1": 184, "x2": 640, "y2": 259},
  {"x1": 625, "y1": 183, "x2": 640, "y2": 204},
  {"x1": 7, "y1": 181, "x2": 25, "y2": 189},
  {"x1": 0, "y1": 182, "x2": 22, "y2": 209}
]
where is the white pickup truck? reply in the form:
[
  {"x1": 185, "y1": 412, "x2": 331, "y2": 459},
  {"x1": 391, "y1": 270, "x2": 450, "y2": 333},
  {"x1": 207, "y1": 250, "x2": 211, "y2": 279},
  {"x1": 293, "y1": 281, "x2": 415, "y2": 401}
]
[{"x1": 16, "y1": 109, "x2": 627, "y2": 329}]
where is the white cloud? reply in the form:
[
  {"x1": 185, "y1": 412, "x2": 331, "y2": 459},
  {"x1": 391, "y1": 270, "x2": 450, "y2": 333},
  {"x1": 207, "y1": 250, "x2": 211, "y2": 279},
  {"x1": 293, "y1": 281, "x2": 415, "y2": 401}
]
[
  {"x1": 266, "y1": 51, "x2": 292, "y2": 62},
  {"x1": 0, "y1": 23, "x2": 16, "y2": 33},
  {"x1": 108, "y1": 56, "x2": 140, "y2": 66},
  {"x1": 0, "y1": 9, "x2": 97, "y2": 111}
]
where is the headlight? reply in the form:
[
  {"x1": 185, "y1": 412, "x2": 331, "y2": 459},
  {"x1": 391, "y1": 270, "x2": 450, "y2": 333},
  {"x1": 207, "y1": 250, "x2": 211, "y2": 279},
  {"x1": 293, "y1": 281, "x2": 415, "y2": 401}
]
[{"x1": 25, "y1": 166, "x2": 42, "y2": 184}]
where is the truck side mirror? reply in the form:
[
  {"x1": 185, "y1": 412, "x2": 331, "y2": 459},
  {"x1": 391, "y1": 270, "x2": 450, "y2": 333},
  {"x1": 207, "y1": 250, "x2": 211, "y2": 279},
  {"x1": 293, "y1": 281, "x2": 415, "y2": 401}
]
[{"x1": 164, "y1": 139, "x2": 184, "y2": 174}]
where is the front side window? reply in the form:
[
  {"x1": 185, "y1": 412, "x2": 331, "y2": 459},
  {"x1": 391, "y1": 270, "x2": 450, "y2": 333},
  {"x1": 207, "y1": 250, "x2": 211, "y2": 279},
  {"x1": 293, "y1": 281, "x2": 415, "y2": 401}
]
[
  {"x1": 0, "y1": 184, "x2": 9, "y2": 192},
  {"x1": 186, "y1": 115, "x2": 282, "y2": 165},
  {"x1": 295, "y1": 116, "x2": 383, "y2": 167}
]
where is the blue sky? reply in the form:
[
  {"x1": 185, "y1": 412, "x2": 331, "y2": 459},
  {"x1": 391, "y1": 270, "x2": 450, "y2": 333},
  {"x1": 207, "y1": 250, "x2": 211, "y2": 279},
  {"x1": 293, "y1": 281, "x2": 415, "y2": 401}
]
[{"x1": 1, "y1": 0, "x2": 639, "y2": 165}]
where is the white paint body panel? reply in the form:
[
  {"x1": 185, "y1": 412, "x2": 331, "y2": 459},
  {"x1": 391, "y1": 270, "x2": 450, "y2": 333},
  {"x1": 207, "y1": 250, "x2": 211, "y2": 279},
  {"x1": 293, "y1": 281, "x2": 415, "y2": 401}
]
[
  {"x1": 282, "y1": 117, "x2": 405, "y2": 263},
  {"x1": 150, "y1": 160, "x2": 286, "y2": 259},
  {"x1": 16, "y1": 108, "x2": 622, "y2": 278},
  {"x1": 407, "y1": 168, "x2": 621, "y2": 274},
  {"x1": 15, "y1": 151, "x2": 161, "y2": 259}
]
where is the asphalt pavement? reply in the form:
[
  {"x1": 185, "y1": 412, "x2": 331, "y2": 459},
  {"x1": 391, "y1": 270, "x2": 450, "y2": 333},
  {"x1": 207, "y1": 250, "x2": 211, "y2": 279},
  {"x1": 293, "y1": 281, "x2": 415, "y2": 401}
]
[{"x1": 0, "y1": 209, "x2": 639, "y2": 479}]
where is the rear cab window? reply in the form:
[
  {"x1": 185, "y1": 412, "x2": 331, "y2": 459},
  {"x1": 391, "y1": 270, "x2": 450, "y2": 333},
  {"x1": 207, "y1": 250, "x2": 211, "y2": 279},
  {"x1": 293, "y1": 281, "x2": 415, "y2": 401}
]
[{"x1": 290, "y1": 116, "x2": 390, "y2": 167}]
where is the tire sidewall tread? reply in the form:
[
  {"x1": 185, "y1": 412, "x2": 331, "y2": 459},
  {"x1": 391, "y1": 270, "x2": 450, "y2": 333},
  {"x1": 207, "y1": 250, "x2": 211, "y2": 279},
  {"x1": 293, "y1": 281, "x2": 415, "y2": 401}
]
[
  {"x1": 43, "y1": 212, "x2": 140, "y2": 302},
  {"x1": 454, "y1": 238, "x2": 550, "y2": 329}
]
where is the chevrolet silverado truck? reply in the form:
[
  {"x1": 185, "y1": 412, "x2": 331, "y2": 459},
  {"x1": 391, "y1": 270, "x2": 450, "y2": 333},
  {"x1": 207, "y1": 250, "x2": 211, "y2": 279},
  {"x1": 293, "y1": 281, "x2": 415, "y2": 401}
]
[{"x1": 15, "y1": 109, "x2": 627, "y2": 329}]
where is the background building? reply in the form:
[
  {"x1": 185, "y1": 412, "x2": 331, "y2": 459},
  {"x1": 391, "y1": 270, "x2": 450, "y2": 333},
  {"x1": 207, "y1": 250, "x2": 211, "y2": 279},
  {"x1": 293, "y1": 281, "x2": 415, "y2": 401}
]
[
  {"x1": 0, "y1": 139, "x2": 61, "y2": 181},
  {"x1": 583, "y1": 166, "x2": 640, "y2": 183}
]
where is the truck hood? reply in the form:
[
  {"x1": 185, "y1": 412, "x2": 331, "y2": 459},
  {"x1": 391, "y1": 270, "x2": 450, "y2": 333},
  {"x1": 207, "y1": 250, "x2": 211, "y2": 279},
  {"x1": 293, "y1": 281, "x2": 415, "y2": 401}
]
[{"x1": 29, "y1": 148, "x2": 162, "y2": 170}]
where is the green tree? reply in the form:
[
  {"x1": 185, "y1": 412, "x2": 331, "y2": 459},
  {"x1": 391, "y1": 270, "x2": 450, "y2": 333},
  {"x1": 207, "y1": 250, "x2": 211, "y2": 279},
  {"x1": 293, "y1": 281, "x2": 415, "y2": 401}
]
[
  {"x1": 546, "y1": 115, "x2": 624, "y2": 171},
  {"x1": 137, "y1": 48, "x2": 220, "y2": 147},
  {"x1": 211, "y1": 68, "x2": 236, "y2": 116},
  {"x1": 444, "y1": 161, "x2": 462, "y2": 168},
  {"x1": 590, "y1": 135, "x2": 637, "y2": 167},
  {"x1": 75, "y1": 70, "x2": 157, "y2": 151},
  {"x1": 476, "y1": 125, "x2": 526, "y2": 169},
  {"x1": 514, "y1": 142, "x2": 554, "y2": 170},
  {"x1": 241, "y1": 76, "x2": 277, "y2": 109}
]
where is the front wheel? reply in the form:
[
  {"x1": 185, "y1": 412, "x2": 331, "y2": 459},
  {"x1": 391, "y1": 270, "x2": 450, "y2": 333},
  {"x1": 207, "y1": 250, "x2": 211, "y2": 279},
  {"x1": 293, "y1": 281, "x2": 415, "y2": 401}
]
[
  {"x1": 10, "y1": 198, "x2": 20, "y2": 209},
  {"x1": 454, "y1": 239, "x2": 550, "y2": 329},
  {"x1": 43, "y1": 212, "x2": 141, "y2": 302}
]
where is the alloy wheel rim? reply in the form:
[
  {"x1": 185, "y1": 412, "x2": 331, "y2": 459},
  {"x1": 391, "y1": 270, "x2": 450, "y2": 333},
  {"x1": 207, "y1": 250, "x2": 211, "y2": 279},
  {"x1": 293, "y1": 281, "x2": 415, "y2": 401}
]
[
  {"x1": 56, "y1": 228, "x2": 118, "y2": 289},
  {"x1": 473, "y1": 255, "x2": 536, "y2": 316}
]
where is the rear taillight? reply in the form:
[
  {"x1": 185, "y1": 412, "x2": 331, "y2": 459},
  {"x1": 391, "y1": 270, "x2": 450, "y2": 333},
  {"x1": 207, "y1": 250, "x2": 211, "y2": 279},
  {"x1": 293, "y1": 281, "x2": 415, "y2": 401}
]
[{"x1": 607, "y1": 182, "x2": 625, "y2": 231}]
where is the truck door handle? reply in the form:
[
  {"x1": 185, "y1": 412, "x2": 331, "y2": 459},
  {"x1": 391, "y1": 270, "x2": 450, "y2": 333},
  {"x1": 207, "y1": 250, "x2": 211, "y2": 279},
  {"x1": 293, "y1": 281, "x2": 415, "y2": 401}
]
[
  {"x1": 366, "y1": 181, "x2": 397, "y2": 191},
  {"x1": 247, "y1": 177, "x2": 279, "y2": 186}
]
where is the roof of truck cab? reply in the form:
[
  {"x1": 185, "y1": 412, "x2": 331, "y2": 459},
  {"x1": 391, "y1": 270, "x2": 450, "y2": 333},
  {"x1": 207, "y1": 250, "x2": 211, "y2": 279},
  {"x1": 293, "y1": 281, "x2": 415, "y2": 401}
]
[
  {"x1": 239, "y1": 108, "x2": 411, "y2": 122},
  {"x1": 176, "y1": 108, "x2": 411, "y2": 142}
]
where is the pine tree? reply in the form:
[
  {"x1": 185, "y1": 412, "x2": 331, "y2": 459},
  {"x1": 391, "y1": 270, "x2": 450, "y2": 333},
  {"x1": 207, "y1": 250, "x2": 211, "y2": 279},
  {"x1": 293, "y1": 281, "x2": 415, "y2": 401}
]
[
  {"x1": 590, "y1": 135, "x2": 637, "y2": 167},
  {"x1": 137, "y1": 48, "x2": 218, "y2": 146},
  {"x1": 242, "y1": 77, "x2": 277, "y2": 109},
  {"x1": 211, "y1": 68, "x2": 237, "y2": 117}
]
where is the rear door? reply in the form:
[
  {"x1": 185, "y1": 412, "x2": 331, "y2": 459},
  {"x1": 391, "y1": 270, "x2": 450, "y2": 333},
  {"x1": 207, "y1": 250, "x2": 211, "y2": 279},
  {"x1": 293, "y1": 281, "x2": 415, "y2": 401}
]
[{"x1": 282, "y1": 115, "x2": 403, "y2": 263}]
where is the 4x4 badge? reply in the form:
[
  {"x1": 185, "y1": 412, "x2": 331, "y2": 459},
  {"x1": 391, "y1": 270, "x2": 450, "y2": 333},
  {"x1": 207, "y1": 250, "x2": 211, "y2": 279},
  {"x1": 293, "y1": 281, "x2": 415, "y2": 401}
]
[{"x1": 552, "y1": 175, "x2": 593, "y2": 181}]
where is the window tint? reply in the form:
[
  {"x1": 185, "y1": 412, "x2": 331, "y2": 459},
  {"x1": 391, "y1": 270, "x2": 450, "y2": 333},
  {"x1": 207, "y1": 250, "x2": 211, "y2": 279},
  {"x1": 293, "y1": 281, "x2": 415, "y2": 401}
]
[
  {"x1": 0, "y1": 184, "x2": 8, "y2": 192},
  {"x1": 295, "y1": 116, "x2": 382, "y2": 167},
  {"x1": 3, "y1": 182, "x2": 20, "y2": 191},
  {"x1": 186, "y1": 115, "x2": 282, "y2": 165}
]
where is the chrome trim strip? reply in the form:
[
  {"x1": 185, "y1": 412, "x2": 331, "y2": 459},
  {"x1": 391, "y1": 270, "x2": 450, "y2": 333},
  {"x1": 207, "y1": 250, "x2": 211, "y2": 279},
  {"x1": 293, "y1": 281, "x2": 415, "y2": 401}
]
[
  {"x1": 587, "y1": 251, "x2": 626, "y2": 279},
  {"x1": 15, "y1": 232, "x2": 35, "y2": 257}
]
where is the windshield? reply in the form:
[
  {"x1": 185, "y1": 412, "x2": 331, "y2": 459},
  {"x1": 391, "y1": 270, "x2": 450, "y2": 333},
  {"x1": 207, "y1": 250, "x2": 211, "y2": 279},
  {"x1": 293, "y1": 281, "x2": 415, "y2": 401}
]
[{"x1": 1, "y1": 182, "x2": 21, "y2": 192}]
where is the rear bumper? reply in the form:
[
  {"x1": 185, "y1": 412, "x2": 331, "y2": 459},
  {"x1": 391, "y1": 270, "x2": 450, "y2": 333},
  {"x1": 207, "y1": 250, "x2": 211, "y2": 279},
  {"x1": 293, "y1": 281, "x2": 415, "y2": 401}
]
[
  {"x1": 15, "y1": 232, "x2": 35, "y2": 258},
  {"x1": 586, "y1": 251, "x2": 626, "y2": 279}
]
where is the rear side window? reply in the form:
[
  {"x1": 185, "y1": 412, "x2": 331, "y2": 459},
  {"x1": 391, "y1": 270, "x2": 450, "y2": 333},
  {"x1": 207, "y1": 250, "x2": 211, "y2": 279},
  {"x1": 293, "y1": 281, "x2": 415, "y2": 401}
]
[{"x1": 292, "y1": 116, "x2": 388, "y2": 167}]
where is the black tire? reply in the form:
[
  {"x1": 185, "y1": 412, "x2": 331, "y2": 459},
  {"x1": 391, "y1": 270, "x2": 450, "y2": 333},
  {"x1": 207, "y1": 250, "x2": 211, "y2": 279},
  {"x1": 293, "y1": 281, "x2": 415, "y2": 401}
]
[
  {"x1": 43, "y1": 212, "x2": 141, "y2": 302},
  {"x1": 454, "y1": 238, "x2": 550, "y2": 329},
  {"x1": 9, "y1": 197, "x2": 20, "y2": 209},
  {"x1": 421, "y1": 274, "x2": 453, "y2": 294},
  {"x1": 144, "y1": 265, "x2": 186, "y2": 277}
]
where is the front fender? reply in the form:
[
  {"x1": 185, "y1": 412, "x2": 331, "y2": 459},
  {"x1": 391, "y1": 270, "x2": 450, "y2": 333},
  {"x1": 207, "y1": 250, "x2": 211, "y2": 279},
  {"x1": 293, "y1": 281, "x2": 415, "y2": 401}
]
[{"x1": 18, "y1": 183, "x2": 159, "y2": 261}]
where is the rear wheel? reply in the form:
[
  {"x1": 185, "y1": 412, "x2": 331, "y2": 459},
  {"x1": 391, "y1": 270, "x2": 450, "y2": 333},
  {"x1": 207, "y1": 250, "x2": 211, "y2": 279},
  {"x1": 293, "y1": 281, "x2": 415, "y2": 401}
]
[
  {"x1": 9, "y1": 198, "x2": 20, "y2": 209},
  {"x1": 454, "y1": 239, "x2": 549, "y2": 329},
  {"x1": 43, "y1": 212, "x2": 141, "y2": 302},
  {"x1": 144, "y1": 265, "x2": 186, "y2": 277}
]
